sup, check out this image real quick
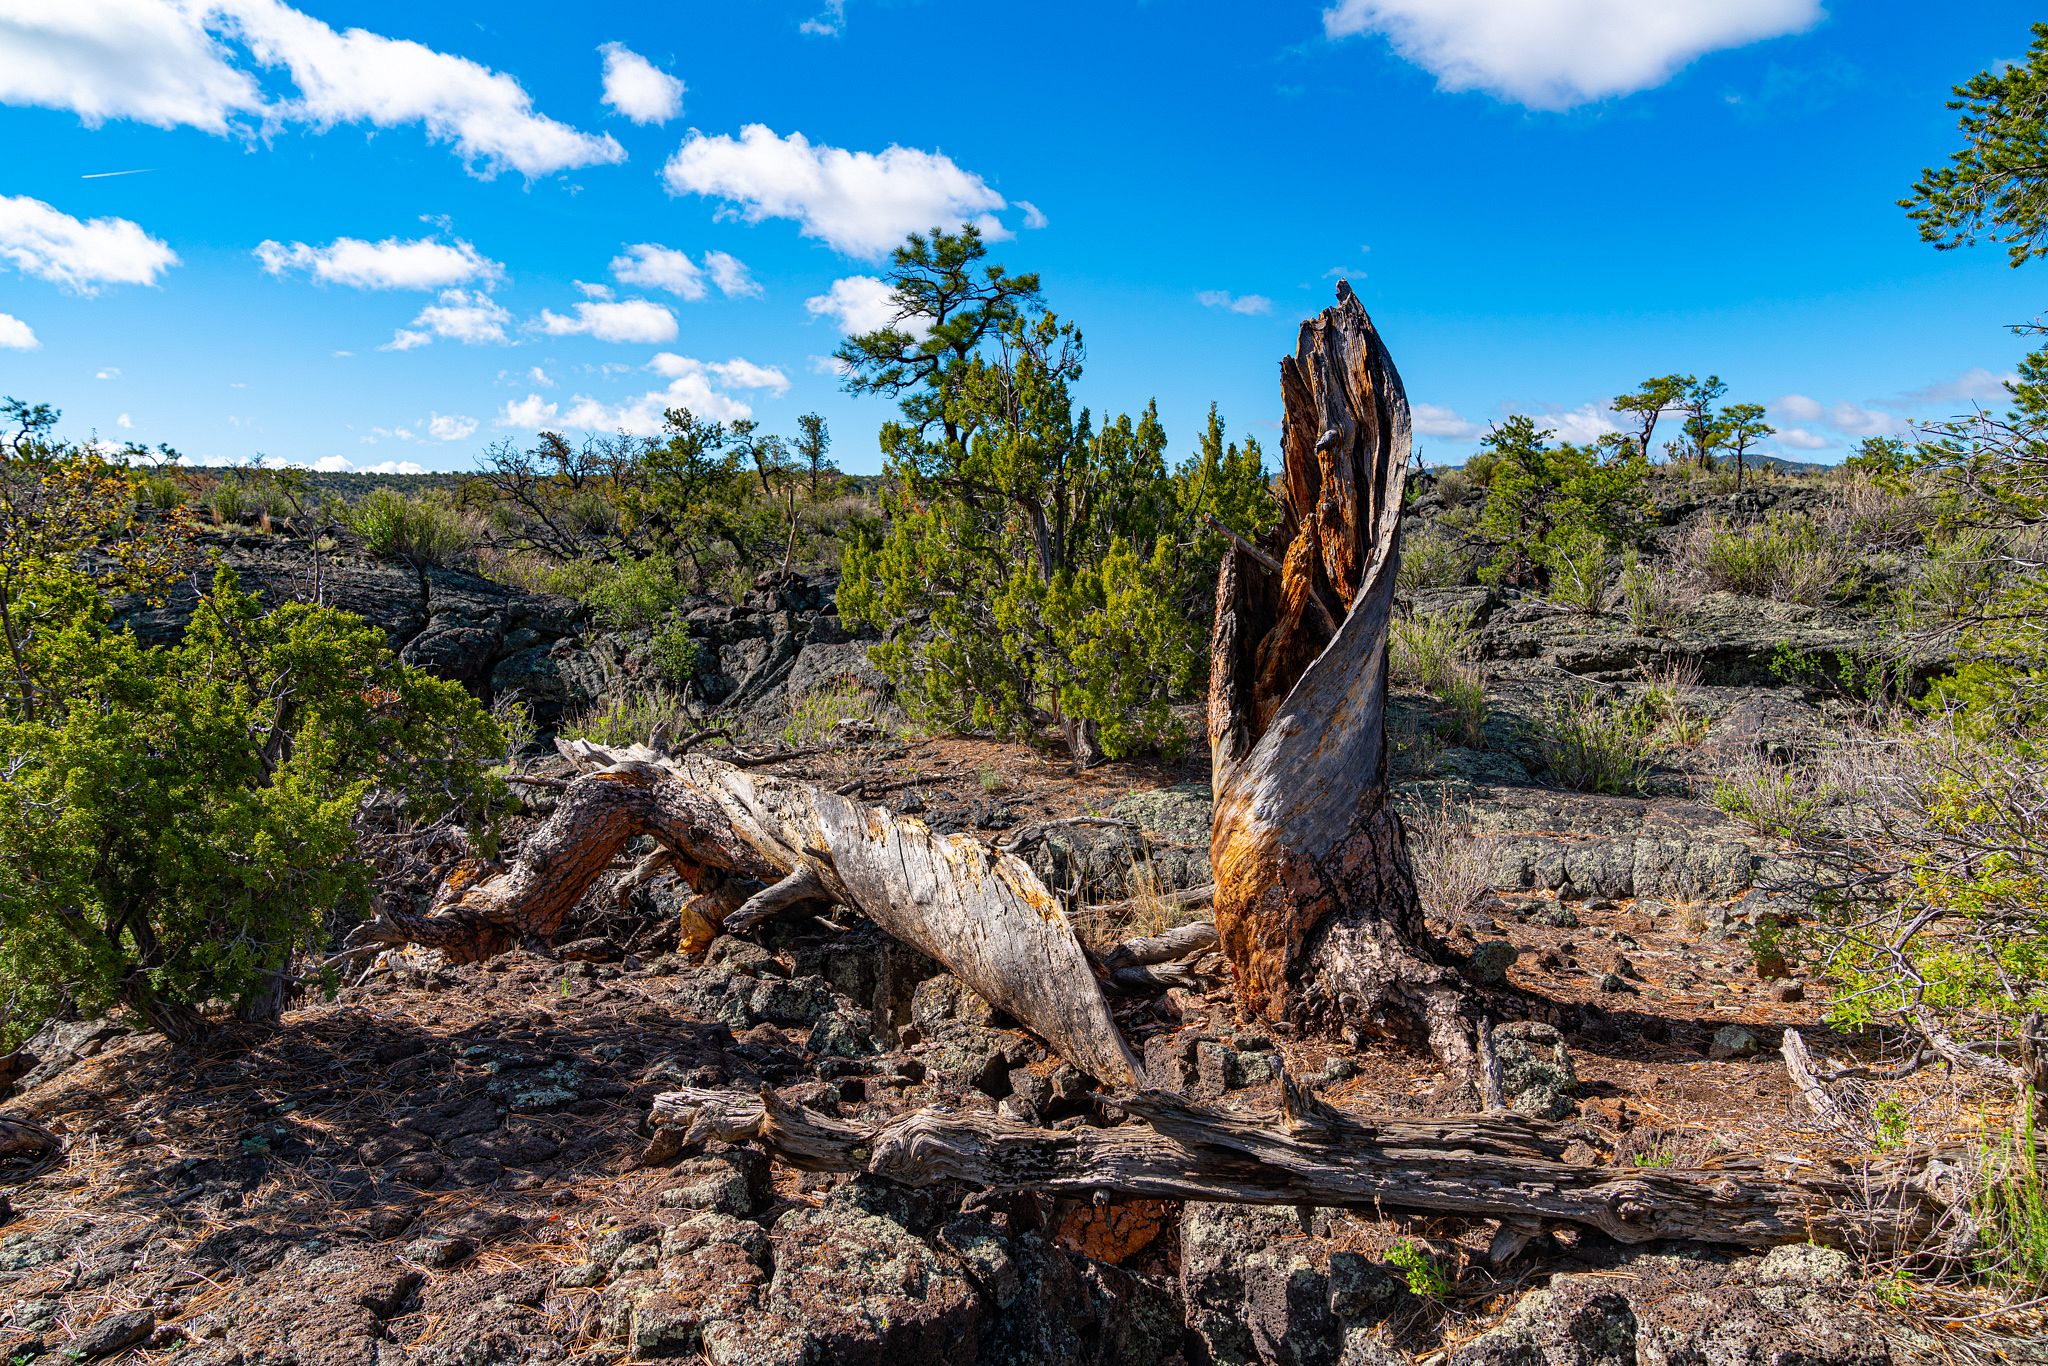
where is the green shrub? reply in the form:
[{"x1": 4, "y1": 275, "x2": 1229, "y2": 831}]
[
  {"x1": 1536, "y1": 690, "x2": 1657, "y2": 795},
  {"x1": 1711, "y1": 750, "x2": 1832, "y2": 841},
  {"x1": 349, "y1": 487, "x2": 473, "y2": 569},
  {"x1": 650, "y1": 624, "x2": 702, "y2": 685},
  {"x1": 1542, "y1": 529, "x2": 1611, "y2": 613},
  {"x1": 1974, "y1": 1098, "x2": 2048, "y2": 1295},
  {"x1": 0, "y1": 568, "x2": 502, "y2": 1045},
  {"x1": 1389, "y1": 606, "x2": 1479, "y2": 694},
  {"x1": 1398, "y1": 525, "x2": 1473, "y2": 590},
  {"x1": 1689, "y1": 513, "x2": 1858, "y2": 604},
  {"x1": 133, "y1": 473, "x2": 185, "y2": 511},
  {"x1": 578, "y1": 556, "x2": 687, "y2": 631},
  {"x1": 1618, "y1": 555, "x2": 1687, "y2": 636},
  {"x1": 1474, "y1": 416, "x2": 1650, "y2": 589}
]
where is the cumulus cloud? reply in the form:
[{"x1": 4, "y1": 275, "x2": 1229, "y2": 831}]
[
  {"x1": 498, "y1": 352, "x2": 788, "y2": 435},
  {"x1": 0, "y1": 193, "x2": 178, "y2": 293},
  {"x1": 526, "y1": 365, "x2": 554, "y2": 388},
  {"x1": 536, "y1": 298, "x2": 679, "y2": 344},
  {"x1": 663, "y1": 124, "x2": 1010, "y2": 260},
  {"x1": 0, "y1": 313, "x2": 40, "y2": 350},
  {"x1": 385, "y1": 288, "x2": 511, "y2": 348},
  {"x1": 1196, "y1": 289, "x2": 1273, "y2": 316},
  {"x1": 359, "y1": 458, "x2": 428, "y2": 475},
  {"x1": 705, "y1": 250, "x2": 762, "y2": 299},
  {"x1": 599, "y1": 42, "x2": 682, "y2": 124},
  {"x1": 805, "y1": 274, "x2": 922, "y2": 337},
  {"x1": 610, "y1": 243, "x2": 706, "y2": 300},
  {"x1": 1412, "y1": 403, "x2": 1481, "y2": 440},
  {"x1": 0, "y1": 0, "x2": 263, "y2": 132},
  {"x1": 1322, "y1": 0, "x2": 1824, "y2": 109},
  {"x1": 1771, "y1": 393, "x2": 1904, "y2": 437},
  {"x1": 1532, "y1": 404, "x2": 1622, "y2": 445},
  {"x1": 117, "y1": 412, "x2": 133, "y2": 428},
  {"x1": 427, "y1": 412, "x2": 477, "y2": 441},
  {"x1": 255, "y1": 234, "x2": 502, "y2": 289},
  {"x1": 1018, "y1": 200, "x2": 1049, "y2": 230},
  {"x1": 1773, "y1": 426, "x2": 1830, "y2": 450}
]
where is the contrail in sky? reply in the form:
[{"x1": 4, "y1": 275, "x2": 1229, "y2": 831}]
[{"x1": 80, "y1": 169, "x2": 151, "y2": 179}]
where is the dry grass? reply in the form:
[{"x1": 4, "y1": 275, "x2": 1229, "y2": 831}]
[{"x1": 1406, "y1": 797, "x2": 1495, "y2": 921}]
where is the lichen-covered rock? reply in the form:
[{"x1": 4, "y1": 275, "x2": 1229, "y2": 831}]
[{"x1": 1494, "y1": 1021, "x2": 1578, "y2": 1120}]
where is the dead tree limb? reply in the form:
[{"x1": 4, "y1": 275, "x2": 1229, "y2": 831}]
[
  {"x1": 1208, "y1": 283, "x2": 1493, "y2": 1097},
  {"x1": 352, "y1": 739, "x2": 1141, "y2": 1087},
  {"x1": 648, "y1": 1081, "x2": 1962, "y2": 1255}
]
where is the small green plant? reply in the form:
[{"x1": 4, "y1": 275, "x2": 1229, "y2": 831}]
[
  {"x1": 1711, "y1": 751, "x2": 1831, "y2": 841},
  {"x1": 1632, "y1": 1149, "x2": 1677, "y2": 1169},
  {"x1": 978, "y1": 763, "x2": 1008, "y2": 794},
  {"x1": 576, "y1": 555, "x2": 686, "y2": 632},
  {"x1": 1435, "y1": 662, "x2": 1488, "y2": 748},
  {"x1": 1971, "y1": 1095, "x2": 2048, "y2": 1294},
  {"x1": 1872, "y1": 1095, "x2": 1910, "y2": 1152},
  {"x1": 782, "y1": 679, "x2": 886, "y2": 746},
  {"x1": 1390, "y1": 605, "x2": 1480, "y2": 695},
  {"x1": 1688, "y1": 513, "x2": 1859, "y2": 605},
  {"x1": 564, "y1": 688, "x2": 697, "y2": 748},
  {"x1": 1535, "y1": 690, "x2": 1657, "y2": 795},
  {"x1": 1618, "y1": 554, "x2": 1686, "y2": 636},
  {"x1": 1397, "y1": 525, "x2": 1473, "y2": 590},
  {"x1": 133, "y1": 472, "x2": 185, "y2": 511},
  {"x1": 492, "y1": 697, "x2": 537, "y2": 773},
  {"x1": 1749, "y1": 916, "x2": 1791, "y2": 979},
  {"x1": 1385, "y1": 1239, "x2": 1451, "y2": 1298},
  {"x1": 649, "y1": 624, "x2": 702, "y2": 686},
  {"x1": 1543, "y1": 530, "x2": 1611, "y2": 613}
]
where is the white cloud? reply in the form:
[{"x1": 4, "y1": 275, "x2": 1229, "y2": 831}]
[
  {"x1": 221, "y1": 0, "x2": 625, "y2": 177},
  {"x1": 800, "y1": 0, "x2": 846, "y2": 37},
  {"x1": 806, "y1": 274, "x2": 925, "y2": 336},
  {"x1": 1197, "y1": 289, "x2": 1273, "y2": 316},
  {"x1": 705, "y1": 250, "x2": 762, "y2": 299},
  {"x1": 0, "y1": 311, "x2": 44, "y2": 350},
  {"x1": 663, "y1": 124, "x2": 1011, "y2": 260},
  {"x1": 117, "y1": 412, "x2": 133, "y2": 428},
  {"x1": 0, "y1": 193, "x2": 177, "y2": 293},
  {"x1": 385, "y1": 288, "x2": 511, "y2": 348},
  {"x1": 1773, "y1": 426, "x2": 1829, "y2": 450},
  {"x1": 1018, "y1": 200, "x2": 1049, "y2": 230},
  {"x1": 598, "y1": 42, "x2": 682, "y2": 125},
  {"x1": 312, "y1": 454, "x2": 354, "y2": 472},
  {"x1": 0, "y1": 0, "x2": 263, "y2": 133},
  {"x1": 359, "y1": 458, "x2": 428, "y2": 475},
  {"x1": 576, "y1": 280, "x2": 614, "y2": 300},
  {"x1": 427, "y1": 412, "x2": 477, "y2": 441},
  {"x1": 1412, "y1": 403, "x2": 1481, "y2": 440},
  {"x1": 1770, "y1": 393, "x2": 1904, "y2": 437},
  {"x1": 1533, "y1": 403, "x2": 1622, "y2": 445},
  {"x1": 255, "y1": 234, "x2": 502, "y2": 289},
  {"x1": 499, "y1": 351, "x2": 787, "y2": 435},
  {"x1": 527, "y1": 365, "x2": 554, "y2": 388},
  {"x1": 96, "y1": 367, "x2": 121, "y2": 379},
  {"x1": 1899, "y1": 367, "x2": 2016, "y2": 406},
  {"x1": 610, "y1": 243, "x2": 705, "y2": 300},
  {"x1": 1322, "y1": 0, "x2": 1824, "y2": 110},
  {"x1": 536, "y1": 298, "x2": 678, "y2": 344}
]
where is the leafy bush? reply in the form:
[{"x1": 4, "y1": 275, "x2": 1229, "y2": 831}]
[
  {"x1": 1542, "y1": 529, "x2": 1611, "y2": 613},
  {"x1": 1397, "y1": 525, "x2": 1473, "y2": 590},
  {"x1": 1536, "y1": 690, "x2": 1657, "y2": 795},
  {"x1": 1474, "y1": 415, "x2": 1650, "y2": 589},
  {"x1": 650, "y1": 624, "x2": 702, "y2": 685},
  {"x1": 561, "y1": 687, "x2": 698, "y2": 749},
  {"x1": 0, "y1": 567, "x2": 502, "y2": 1046},
  {"x1": 349, "y1": 487, "x2": 473, "y2": 569},
  {"x1": 576, "y1": 556, "x2": 686, "y2": 632},
  {"x1": 133, "y1": 473, "x2": 185, "y2": 511},
  {"x1": 1685, "y1": 513, "x2": 1859, "y2": 604},
  {"x1": 1389, "y1": 606, "x2": 1479, "y2": 694}
]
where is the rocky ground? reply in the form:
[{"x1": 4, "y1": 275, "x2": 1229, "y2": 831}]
[{"x1": 9, "y1": 476, "x2": 2038, "y2": 1363}]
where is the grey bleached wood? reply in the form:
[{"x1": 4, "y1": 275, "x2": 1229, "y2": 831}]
[
  {"x1": 649, "y1": 1080, "x2": 1958, "y2": 1254},
  {"x1": 353, "y1": 738, "x2": 1140, "y2": 1088}
]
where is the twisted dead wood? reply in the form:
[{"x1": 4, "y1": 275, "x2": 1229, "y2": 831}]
[
  {"x1": 352, "y1": 739, "x2": 1141, "y2": 1088},
  {"x1": 650, "y1": 1080, "x2": 1962, "y2": 1254},
  {"x1": 1208, "y1": 283, "x2": 1490, "y2": 1092}
]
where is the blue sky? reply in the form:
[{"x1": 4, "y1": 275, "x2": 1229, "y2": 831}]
[{"x1": 0, "y1": 0, "x2": 2038, "y2": 473}]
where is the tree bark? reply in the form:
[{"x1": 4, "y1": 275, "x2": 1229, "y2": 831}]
[
  {"x1": 648, "y1": 1080, "x2": 1962, "y2": 1255},
  {"x1": 351, "y1": 739, "x2": 1142, "y2": 1088},
  {"x1": 1208, "y1": 283, "x2": 1489, "y2": 1091}
]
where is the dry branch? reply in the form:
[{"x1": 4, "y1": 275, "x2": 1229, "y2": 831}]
[
  {"x1": 353, "y1": 739, "x2": 1141, "y2": 1088},
  {"x1": 649, "y1": 1080, "x2": 1960, "y2": 1254}
]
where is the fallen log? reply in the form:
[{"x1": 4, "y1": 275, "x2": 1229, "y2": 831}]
[
  {"x1": 0, "y1": 1116, "x2": 57, "y2": 1164},
  {"x1": 649, "y1": 1079, "x2": 1965, "y2": 1255},
  {"x1": 352, "y1": 739, "x2": 1141, "y2": 1088}
]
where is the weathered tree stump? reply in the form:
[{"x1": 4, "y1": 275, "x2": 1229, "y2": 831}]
[{"x1": 1208, "y1": 283, "x2": 1492, "y2": 1093}]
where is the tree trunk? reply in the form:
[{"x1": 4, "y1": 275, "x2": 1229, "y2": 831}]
[
  {"x1": 351, "y1": 739, "x2": 1142, "y2": 1088},
  {"x1": 649, "y1": 1080, "x2": 1964, "y2": 1255},
  {"x1": 1208, "y1": 283, "x2": 1491, "y2": 1092}
]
